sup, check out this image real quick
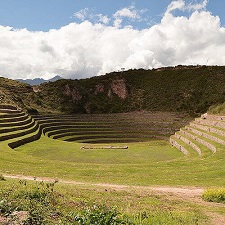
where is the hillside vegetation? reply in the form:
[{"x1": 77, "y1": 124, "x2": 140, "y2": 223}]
[{"x1": 1, "y1": 65, "x2": 225, "y2": 114}]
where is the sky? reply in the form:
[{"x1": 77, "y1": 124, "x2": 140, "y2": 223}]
[{"x1": 0, "y1": 0, "x2": 224, "y2": 80}]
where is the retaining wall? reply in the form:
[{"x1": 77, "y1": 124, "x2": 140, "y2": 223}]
[
  {"x1": 190, "y1": 122, "x2": 225, "y2": 138},
  {"x1": 0, "y1": 123, "x2": 39, "y2": 141},
  {"x1": 0, "y1": 117, "x2": 32, "y2": 128},
  {"x1": 180, "y1": 129, "x2": 216, "y2": 153},
  {"x1": 186, "y1": 126, "x2": 225, "y2": 146},
  {"x1": 8, "y1": 127, "x2": 42, "y2": 149},
  {"x1": 175, "y1": 133, "x2": 201, "y2": 155},
  {"x1": 169, "y1": 137, "x2": 189, "y2": 155}
]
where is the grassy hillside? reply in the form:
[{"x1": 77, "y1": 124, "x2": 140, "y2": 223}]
[
  {"x1": 34, "y1": 65, "x2": 225, "y2": 114},
  {"x1": 0, "y1": 77, "x2": 55, "y2": 113},
  {"x1": 2, "y1": 65, "x2": 225, "y2": 114}
]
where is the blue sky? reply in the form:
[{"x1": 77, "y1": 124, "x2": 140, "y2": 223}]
[
  {"x1": 0, "y1": 1, "x2": 170, "y2": 31},
  {"x1": 0, "y1": 0, "x2": 224, "y2": 79},
  {"x1": 0, "y1": 0, "x2": 223, "y2": 31}
]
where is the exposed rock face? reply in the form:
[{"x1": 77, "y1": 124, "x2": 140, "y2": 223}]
[
  {"x1": 110, "y1": 79, "x2": 128, "y2": 99},
  {"x1": 94, "y1": 83, "x2": 104, "y2": 95},
  {"x1": 32, "y1": 86, "x2": 41, "y2": 93},
  {"x1": 64, "y1": 84, "x2": 82, "y2": 101}
]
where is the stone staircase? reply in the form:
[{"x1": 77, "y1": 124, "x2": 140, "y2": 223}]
[
  {"x1": 0, "y1": 105, "x2": 41, "y2": 149},
  {"x1": 170, "y1": 113, "x2": 225, "y2": 156}
]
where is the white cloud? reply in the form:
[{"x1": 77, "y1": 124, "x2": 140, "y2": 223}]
[
  {"x1": 73, "y1": 8, "x2": 110, "y2": 25},
  {"x1": 73, "y1": 8, "x2": 90, "y2": 21},
  {"x1": 166, "y1": 0, "x2": 209, "y2": 14},
  {"x1": 113, "y1": 5, "x2": 147, "y2": 28},
  {"x1": 166, "y1": 0, "x2": 185, "y2": 14},
  {"x1": 73, "y1": 5, "x2": 147, "y2": 28},
  {"x1": 0, "y1": 1, "x2": 224, "y2": 80},
  {"x1": 98, "y1": 14, "x2": 110, "y2": 25},
  {"x1": 187, "y1": 0, "x2": 208, "y2": 11},
  {"x1": 113, "y1": 6, "x2": 141, "y2": 20}
]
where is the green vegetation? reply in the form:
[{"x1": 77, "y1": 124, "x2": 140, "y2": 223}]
[
  {"x1": 208, "y1": 102, "x2": 225, "y2": 115},
  {"x1": 1, "y1": 65, "x2": 225, "y2": 114},
  {"x1": 36, "y1": 66, "x2": 225, "y2": 114},
  {"x1": 202, "y1": 188, "x2": 225, "y2": 204},
  {"x1": 0, "y1": 180, "x2": 207, "y2": 224},
  {"x1": 0, "y1": 136, "x2": 223, "y2": 187}
]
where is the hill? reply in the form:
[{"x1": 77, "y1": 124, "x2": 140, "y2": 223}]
[
  {"x1": 1, "y1": 65, "x2": 225, "y2": 114},
  {"x1": 16, "y1": 75, "x2": 63, "y2": 85},
  {"x1": 0, "y1": 77, "x2": 57, "y2": 113}
]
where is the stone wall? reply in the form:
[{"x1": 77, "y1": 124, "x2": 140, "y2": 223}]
[
  {"x1": 180, "y1": 129, "x2": 216, "y2": 153},
  {"x1": 170, "y1": 137, "x2": 189, "y2": 155},
  {"x1": 175, "y1": 133, "x2": 201, "y2": 155}
]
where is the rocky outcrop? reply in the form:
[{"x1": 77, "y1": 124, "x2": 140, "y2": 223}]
[
  {"x1": 94, "y1": 83, "x2": 104, "y2": 95},
  {"x1": 64, "y1": 84, "x2": 82, "y2": 101},
  {"x1": 110, "y1": 79, "x2": 128, "y2": 99}
]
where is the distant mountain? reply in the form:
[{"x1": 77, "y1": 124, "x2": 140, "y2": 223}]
[{"x1": 17, "y1": 75, "x2": 63, "y2": 85}]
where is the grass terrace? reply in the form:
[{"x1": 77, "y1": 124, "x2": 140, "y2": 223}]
[{"x1": 2, "y1": 105, "x2": 225, "y2": 223}]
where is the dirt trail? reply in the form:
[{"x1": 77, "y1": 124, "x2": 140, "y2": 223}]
[
  {"x1": 3, "y1": 174, "x2": 225, "y2": 225},
  {"x1": 3, "y1": 173, "x2": 204, "y2": 197}
]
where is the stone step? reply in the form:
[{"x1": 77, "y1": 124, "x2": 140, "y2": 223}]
[
  {"x1": 180, "y1": 128, "x2": 216, "y2": 153},
  {"x1": 190, "y1": 122, "x2": 225, "y2": 138},
  {"x1": 0, "y1": 114, "x2": 28, "y2": 123},
  {"x1": 8, "y1": 128, "x2": 42, "y2": 149},
  {"x1": 185, "y1": 126, "x2": 225, "y2": 146},
  {"x1": 195, "y1": 118, "x2": 225, "y2": 129},
  {"x1": 0, "y1": 109, "x2": 21, "y2": 114},
  {"x1": 170, "y1": 137, "x2": 189, "y2": 155},
  {"x1": 0, "y1": 111, "x2": 25, "y2": 119},
  {"x1": 175, "y1": 133, "x2": 201, "y2": 156},
  {"x1": 0, "y1": 122, "x2": 39, "y2": 142},
  {"x1": 0, "y1": 117, "x2": 33, "y2": 128},
  {"x1": 0, "y1": 119, "x2": 35, "y2": 134},
  {"x1": 202, "y1": 114, "x2": 225, "y2": 121},
  {"x1": 0, "y1": 105, "x2": 17, "y2": 110}
]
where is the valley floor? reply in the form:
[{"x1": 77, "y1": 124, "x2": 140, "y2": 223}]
[{"x1": 1, "y1": 137, "x2": 225, "y2": 224}]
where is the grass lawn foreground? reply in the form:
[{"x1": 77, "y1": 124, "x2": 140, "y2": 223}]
[{"x1": 1, "y1": 133, "x2": 225, "y2": 223}]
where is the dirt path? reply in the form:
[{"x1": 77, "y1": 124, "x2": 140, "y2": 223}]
[
  {"x1": 3, "y1": 174, "x2": 225, "y2": 225},
  {"x1": 3, "y1": 173, "x2": 204, "y2": 197}
]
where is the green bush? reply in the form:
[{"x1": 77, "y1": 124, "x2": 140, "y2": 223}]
[
  {"x1": 202, "y1": 188, "x2": 225, "y2": 203},
  {"x1": 73, "y1": 204, "x2": 132, "y2": 225}
]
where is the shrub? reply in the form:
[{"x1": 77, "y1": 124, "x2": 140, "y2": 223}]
[
  {"x1": 73, "y1": 204, "x2": 132, "y2": 225},
  {"x1": 202, "y1": 188, "x2": 225, "y2": 203}
]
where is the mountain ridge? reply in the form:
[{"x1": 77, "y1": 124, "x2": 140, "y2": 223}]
[
  {"x1": 1, "y1": 65, "x2": 225, "y2": 114},
  {"x1": 17, "y1": 75, "x2": 63, "y2": 85}
]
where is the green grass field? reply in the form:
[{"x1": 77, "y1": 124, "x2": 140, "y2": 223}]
[
  {"x1": 2, "y1": 137, "x2": 225, "y2": 224},
  {"x1": 2, "y1": 108, "x2": 225, "y2": 224},
  {"x1": 0, "y1": 135, "x2": 225, "y2": 187}
]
